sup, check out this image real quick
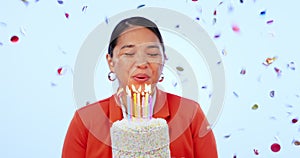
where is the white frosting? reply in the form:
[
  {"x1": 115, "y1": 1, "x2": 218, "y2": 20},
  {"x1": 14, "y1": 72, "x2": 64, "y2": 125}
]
[{"x1": 110, "y1": 118, "x2": 171, "y2": 158}]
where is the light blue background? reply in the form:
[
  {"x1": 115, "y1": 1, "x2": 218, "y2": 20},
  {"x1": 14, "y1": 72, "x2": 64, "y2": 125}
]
[{"x1": 1, "y1": 0, "x2": 300, "y2": 157}]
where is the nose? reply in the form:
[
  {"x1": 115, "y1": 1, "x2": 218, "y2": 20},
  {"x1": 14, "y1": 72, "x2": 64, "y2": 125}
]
[{"x1": 135, "y1": 53, "x2": 148, "y2": 69}]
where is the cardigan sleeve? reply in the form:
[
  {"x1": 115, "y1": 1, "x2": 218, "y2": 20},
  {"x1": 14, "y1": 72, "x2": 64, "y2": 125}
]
[
  {"x1": 191, "y1": 105, "x2": 218, "y2": 158},
  {"x1": 62, "y1": 112, "x2": 88, "y2": 158}
]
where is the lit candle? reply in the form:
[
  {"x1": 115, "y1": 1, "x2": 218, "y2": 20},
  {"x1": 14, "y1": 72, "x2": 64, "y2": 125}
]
[
  {"x1": 141, "y1": 92, "x2": 145, "y2": 118},
  {"x1": 149, "y1": 94, "x2": 152, "y2": 119},
  {"x1": 137, "y1": 86, "x2": 141, "y2": 118},
  {"x1": 126, "y1": 86, "x2": 131, "y2": 120},
  {"x1": 145, "y1": 91, "x2": 148, "y2": 118}
]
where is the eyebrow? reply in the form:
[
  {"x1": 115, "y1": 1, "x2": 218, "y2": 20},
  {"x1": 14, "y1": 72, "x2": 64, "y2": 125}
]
[{"x1": 120, "y1": 44, "x2": 135, "y2": 50}]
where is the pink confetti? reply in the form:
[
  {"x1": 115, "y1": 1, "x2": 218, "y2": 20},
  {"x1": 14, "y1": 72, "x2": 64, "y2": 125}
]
[
  {"x1": 10, "y1": 35, "x2": 19, "y2": 43},
  {"x1": 192, "y1": 0, "x2": 198, "y2": 1},
  {"x1": 292, "y1": 118, "x2": 298, "y2": 124},
  {"x1": 267, "y1": 20, "x2": 274, "y2": 24},
  {"x1": 240, "y1": 69, "x2": 246, "y2": 75},
  {"x1": 253, "y1": 149, "x2": 259, "y2": 155},
  {"x1": 65, "y1": 13, "x2": 69, "y2": 19},
  {"x1": 270, "y1": 143, "x2": 281, "y2": 152},
  {"x1": 232, "y1": 24, "x2": 240, "y2": 32}
]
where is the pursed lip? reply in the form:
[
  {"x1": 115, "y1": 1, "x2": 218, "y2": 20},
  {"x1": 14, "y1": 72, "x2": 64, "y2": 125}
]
[{"x1": 132, "y1": 73, "x2": 150, "y2": 82}]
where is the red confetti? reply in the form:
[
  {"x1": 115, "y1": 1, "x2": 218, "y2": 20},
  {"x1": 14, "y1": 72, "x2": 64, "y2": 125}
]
[
  {"x1": 213, "y1": 10, "x2": 217, "y2": 16},
  {"x1": 232, "y1": 24, "x2": 240, "y2": 32},
  {"x1": 10, "y1": 35, "x2": 19, "y2": 43},
  {"x1": 65, "y1": 13, "x2": 69, "y2": 19},
  {"x1": 292, "y1": 118, "x2": 298, "y2": 124},
  {"x1": 270, "y1": 143, "x2": 281, "y2": 152},
  {"x1": 274, "y1": 67, "x2": 282, "y2": 76},
  {"x1": 57, "y1": 67, "x2": 64, "y2": 75},
  {"x1": 253, "y1": 149, "x2": 259, "y2": 155}
]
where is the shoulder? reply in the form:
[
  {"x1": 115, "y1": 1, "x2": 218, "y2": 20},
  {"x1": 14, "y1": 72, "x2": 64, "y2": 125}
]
[{"x1": 166, "y1": 92, "x2": 200, "y2": 110}]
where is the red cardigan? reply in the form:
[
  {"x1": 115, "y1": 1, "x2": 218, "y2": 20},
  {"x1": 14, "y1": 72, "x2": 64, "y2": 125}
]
[{"x1": 62, "y1": 89, "x2": 218, "y2": 158}]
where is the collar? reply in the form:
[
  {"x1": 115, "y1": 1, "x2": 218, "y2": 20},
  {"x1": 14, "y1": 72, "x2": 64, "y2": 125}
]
[{"x1": 108, "y1": 88, "x2": 170, "y2": 122}]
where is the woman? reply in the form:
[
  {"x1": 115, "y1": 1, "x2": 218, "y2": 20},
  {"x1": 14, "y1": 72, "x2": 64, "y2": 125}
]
[{"x1": 62, "y1": 16, "x2": 218, "y2": 158}]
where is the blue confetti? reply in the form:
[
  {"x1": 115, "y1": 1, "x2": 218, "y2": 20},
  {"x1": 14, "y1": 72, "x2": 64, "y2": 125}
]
[
  {"x1": 270, "y1": 90, "x2": 275, "y2": 98},
  {"x1": 57, "y1": 0, "x2": 63, "y2": 4},
  {"x1": 105, "y1": 17, "x2": 109, "y2": 24},
  {"x1": 233, "y1": 91, "x2": 239, "y2": 98},
  {"x1": 260, "y1": 10, "x2": 266, "y2": 15},
  {"x1": 137, "y1": 4, "x2": 145, "y2": 9}
]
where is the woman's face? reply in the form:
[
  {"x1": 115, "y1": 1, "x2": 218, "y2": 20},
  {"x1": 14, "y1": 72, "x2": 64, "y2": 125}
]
[{"x1": 106, "y1": 27, "x2": 165, "y2": 92}]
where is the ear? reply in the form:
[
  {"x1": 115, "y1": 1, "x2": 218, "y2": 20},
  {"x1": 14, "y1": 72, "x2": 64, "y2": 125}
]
[{"x1": 106, "y1": 54, "x2": 114, "y2": 72}]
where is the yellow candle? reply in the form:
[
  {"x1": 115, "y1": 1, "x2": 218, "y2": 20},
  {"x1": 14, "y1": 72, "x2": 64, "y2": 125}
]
[{"x1": 133, "y1": 92, "x2": 137, "y2": 117}]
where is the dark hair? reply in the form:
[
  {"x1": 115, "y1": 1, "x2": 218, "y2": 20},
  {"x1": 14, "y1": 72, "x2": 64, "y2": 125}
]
[{"x1": 108, "y1": 16, "x2": 165, "y2": 57}]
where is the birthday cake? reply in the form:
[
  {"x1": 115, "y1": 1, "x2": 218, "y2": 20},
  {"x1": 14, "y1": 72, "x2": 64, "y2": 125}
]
[
  {"x1": 110, "y1": 84, "x2": 171, "y2": 158},
  {"x1": 110, "y1": 118, "x2": 170, "y2": 157}
]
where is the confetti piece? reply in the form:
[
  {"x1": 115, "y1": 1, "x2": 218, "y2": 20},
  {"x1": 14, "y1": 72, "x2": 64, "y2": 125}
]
[
  {"x1": 217, "y1": 61, "x2": 222, "y2": 64},
  {"x1": 0, "y1": 42, "x2": 3, "y2": 46},
  {"x1": 20, "y1": 26, "x2": 27, "y2": 36},
  {"x1": 252, "y1": 104, "x2": 259, "y2": 110},
  {"x1": 176, "y1": 66, "x2": 184, "y2": 71},
  {"x1": 57, "y1": 0, "x2": 63, "y2": 4},
  {"x1": 263, "y1": 57, "x2": 277, "y2": 66},
  {"x1": 10, "y1": 35, "x2": 19, "y2": 43},
  {"x1": 287, "y1": 61, "x2": 295, "y2": 70},
  {"x1": 292, "y1": 118, "x2": 298, "y2": 124},
  {"x1": 228, "y1": 4, "x2": 234, "y2": 12},
  {"x1": 212, "y1": 18, "x2": 217, "y2": 25},
  {"x1": 232, "y1": 24, "x2": 240, "y2": 32},
  {"x1": 270, "y1": 143, "x2": 281, "y2": 152},
  {"x1": 213, "y1": 10, "x2": 217, "y2": 16},
  {"x1": 21, "y1": 0, "x2": 29, "y2": 6},
  {"x1": 224, "y1": 134, "x2": 231, "y2": 139},
  {"x1": 214, "y1": 33, "x2": 221, "y2": 38},
  {"x1": 240, "y1": 0, "x2": 244, "y2": 3},
  {"x1": 0, "y1": 22, "x2": 7, "y2": 27},
  {"x1": 65, "y1": 13, "x2": 69, "y2": 19},
  {"x1": 233, "y1": 91, "x2": 239, "y2": 98},
  {"x1": 51, "y1": 82, "x2": 57, "y2": 87},
  {"x1": 175, "y1": 25, "x2": 180, "y2": 28},
  {"x1": 82, "y1": 6, "x2": 88, "y2": 12},
  {"x1": 267, "y1": 20, "x2": 274, "y2": 24},
  {"x1": 105, "y1": 16, "x2": 109, "y2": 24},
  {"x1": 195, "y1": 17, "x2": 200, "y2": 20},
  {"x1": 274, "y1": 67, "x2": 282, "y2": 76},
  {"x1": 293, "y1": 140, "x2": 300, "y2": 146},
  {"x1": 253, "y1": 149, "x2": 259, "y2": 155},
  {"x1": 192, "y1": 0, "x2": 198, "y2": 1},
  {"x1": 240, "y1": 69, "x2": 246, "y2": 75},
  {"x1": 222, "y1": 49, "x2": 227, "y2": 56},
  {"x1": 260, "y1": 10, "x2": 266, "y2": 15},
  {"x1": 172, "y1": 82, "x2": 178, "y2": 87},
  {"x1": 270, "y1": 90, "x2": 275, "y2": 98},
  {"x1": 137, "y1": 4, "x2": 145, "y2": 9},
  {"x1": 201, "y1": 85, "x2": 207, "y2": 89},
  {"x1": 233, "y1": 154, "x2": 237, "y2": 158}
]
